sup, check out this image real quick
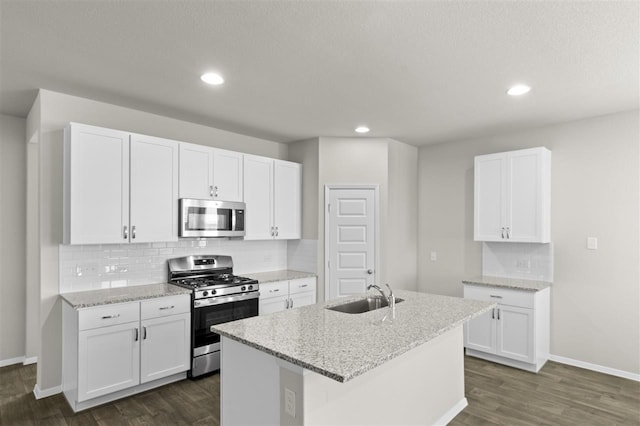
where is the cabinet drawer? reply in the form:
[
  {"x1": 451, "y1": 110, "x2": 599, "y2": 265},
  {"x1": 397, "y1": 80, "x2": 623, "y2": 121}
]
[
  {"x1": 78, "y1": 302, "x2": 139, "y2": 331},
  {"x1": 463, "y1": 285, "x2": 534, "y2": 309},
  {"x1": 289, "y1": 277, "x2": 316, "y2": 295},
  {"x1": 259, "y1": 281, "x2": 289, "y2": 300},
  {"x1": 141, "y1": 294, "x2": 190, "y2": 320}
]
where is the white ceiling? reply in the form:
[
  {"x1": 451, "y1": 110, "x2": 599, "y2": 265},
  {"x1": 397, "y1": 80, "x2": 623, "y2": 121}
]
[{"x1": 1, "y1": 1, "x2": 638, "y2": 146}]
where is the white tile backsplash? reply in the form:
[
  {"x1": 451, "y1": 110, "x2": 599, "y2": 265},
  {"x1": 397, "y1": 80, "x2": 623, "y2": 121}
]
[
  {"x1": 482, "y1": 242, "x2": 554, "y2": 282},
  {"x1": 59, "y1": 238, "x2": 290, "y2": 293}
]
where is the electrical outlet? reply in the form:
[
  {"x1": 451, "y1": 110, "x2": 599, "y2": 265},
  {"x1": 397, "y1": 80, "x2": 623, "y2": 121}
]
[
  {"x1": 284, "y1": 388, "x2": 296, "y2": 418},
  {"x1": 430, "y1": 251, "x2": 437, "y2": 261}
]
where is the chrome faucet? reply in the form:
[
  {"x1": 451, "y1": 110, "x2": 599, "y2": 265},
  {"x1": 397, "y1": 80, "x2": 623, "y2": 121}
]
[
  {"x1": 367, "y1": 284, "x2": 387, "y2": 302},
  {"x1": 367, "y1": 283, "x2": 396, "y2": 311}
]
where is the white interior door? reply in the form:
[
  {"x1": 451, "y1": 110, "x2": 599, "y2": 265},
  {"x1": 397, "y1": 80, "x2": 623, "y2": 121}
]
[{"x1": 325, "y1": 187, "x2": 377, "y2": 301}]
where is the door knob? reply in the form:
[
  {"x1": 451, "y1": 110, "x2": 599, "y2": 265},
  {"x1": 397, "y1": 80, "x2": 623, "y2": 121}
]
[{"x1": 367, "y1": 269, "x2": 373, "y2": 275}]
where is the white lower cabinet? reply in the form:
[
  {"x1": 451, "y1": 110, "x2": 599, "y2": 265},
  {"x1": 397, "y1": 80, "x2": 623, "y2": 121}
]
[
  {"x1": 259, "y1": 277, "x2": 316, "y2": 315},
  {"x1": 463, "y1": 284, "x2": 550, "y2": 372},
  {"x1": 63, "y1": 294, "x2": 190, "y2": 412}
]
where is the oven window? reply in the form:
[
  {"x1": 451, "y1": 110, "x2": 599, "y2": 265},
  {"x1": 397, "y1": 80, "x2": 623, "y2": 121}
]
[
  {"x1": 193, "y1": 298, "x2": 259, "y2": 349},
  {"x1": 186, "y1": 207, "x2": 232, "y2": 231}
]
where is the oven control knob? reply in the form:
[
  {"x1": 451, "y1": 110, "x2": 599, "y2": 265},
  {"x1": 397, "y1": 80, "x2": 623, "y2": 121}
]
[
  {"x1": 202, "y1": 291, "x2": 209, "y2": 297},
  {"x1": 248, "y1": 285, "x2": 253, "y2": 290},
  {"x1": 241, "y1": 286, "x2": 246, "y2": 291},
  {"x1": 212, "y1": 289, "x2": 217, "y2": 295}
]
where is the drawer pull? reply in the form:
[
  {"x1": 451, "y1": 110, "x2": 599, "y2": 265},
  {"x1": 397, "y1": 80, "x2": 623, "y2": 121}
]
[
  {"x1": 159, "y1": 305, "x2": 175, "y2": 310},
  {"x1": 300, "y1": 284, "x2": 308, "y2": 288},
  {"x1": 490, "y1": 295, "x2": 502, "y2": 299},
  {"x1": 101, "y1": 314, "x2": 120, "y2": 319},
  {"x1": 271, "y1": 289, "x2": 280, "y2": 292}
]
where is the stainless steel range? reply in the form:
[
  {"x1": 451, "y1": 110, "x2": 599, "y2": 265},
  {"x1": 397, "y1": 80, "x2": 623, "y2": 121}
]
[{"x1": 168, "y1": 255, "x2": 259, "y2": 378}]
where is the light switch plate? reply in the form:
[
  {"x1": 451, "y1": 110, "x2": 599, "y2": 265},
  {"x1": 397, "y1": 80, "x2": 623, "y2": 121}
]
[{"x1": 587, "y1": 237, "x2": 598, "y2": 250}]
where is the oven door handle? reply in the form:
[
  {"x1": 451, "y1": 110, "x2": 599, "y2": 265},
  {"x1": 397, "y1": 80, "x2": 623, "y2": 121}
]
[{"x1": 193, "y1": 291, "x2": 259, "y2": 308}]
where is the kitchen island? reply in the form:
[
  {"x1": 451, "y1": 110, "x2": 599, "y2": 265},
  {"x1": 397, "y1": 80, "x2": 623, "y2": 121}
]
[{"x1": 212, "y1": 290, "x2": 494, "y2": 426}]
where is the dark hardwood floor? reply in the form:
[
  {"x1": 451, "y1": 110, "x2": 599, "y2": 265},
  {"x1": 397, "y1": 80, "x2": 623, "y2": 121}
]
[{"x1": 1, "y1": 357, "x2": 638, "y2": 425}]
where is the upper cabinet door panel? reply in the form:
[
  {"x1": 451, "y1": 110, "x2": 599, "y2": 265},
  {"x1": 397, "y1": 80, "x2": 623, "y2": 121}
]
[
  {"x1": 273, "y1": 160, "x2": 301, "y2": 240},
  {"x1": 243, "y1": 155, "x2": 274, "y2": 240},
  {"x1": 65, "y1": 123, "x2": 130, "y2": 245},
  {"x1": 474, "y1": 153, "x2": 506, "y2": 241},
  {"x1": 179, "y1": 143, "x2": 213, "y2": 200},
  {"x1": 129, "y1": 134, "x2": 179, "y2": 243},
  {"x1": 507, "y1": 148, "x2": 550, "y2": 242},
  {"x1": 212, "y1": 149, "x2": 243, "y2": 202}
]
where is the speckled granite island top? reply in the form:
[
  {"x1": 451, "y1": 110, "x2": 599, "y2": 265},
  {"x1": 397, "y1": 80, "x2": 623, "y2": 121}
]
[
  {"x1": 244, "y1": 269, "x2": 316, "y2": 283},
  {"x1": 60, "y1": 283, "x2": 191, "y2": 309},
  {"x1": 212, "y1": 290, "x2": 494, "y2": 383},
  {"x1": 463, "y1": 276, "x2": 551, "y2": 291}
]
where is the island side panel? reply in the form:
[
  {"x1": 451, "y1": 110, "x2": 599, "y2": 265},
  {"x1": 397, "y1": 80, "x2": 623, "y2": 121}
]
[
  {"x1": 302, "y1": 326, "x2": 467, "y2": 426},
  {"x1": 220, "y1": 337, "x2": 281, "y2": 426}
]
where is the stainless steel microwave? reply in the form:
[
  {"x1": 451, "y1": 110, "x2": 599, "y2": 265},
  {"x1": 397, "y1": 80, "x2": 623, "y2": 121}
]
[{"x1": 179, "y1": 199, "x2": 245, "y2": 238}]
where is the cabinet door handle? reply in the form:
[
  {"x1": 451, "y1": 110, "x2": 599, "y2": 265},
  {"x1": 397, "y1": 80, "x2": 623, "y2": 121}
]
[
  {"x1": 285, "y1": 298, "x2": 289, "y2": 309},
  {"x1": 131, "y1": 225, "x2": 136, "y2": 240},
  {"x1": 501, "y1": 227, "x2": 505, "y2": 239},
  {"x1": 134, "y1": 328, "x2": 139, "y2": 341},
  {"x1": 271, "y1": 226, "x2": 274, "y2": 237},
  {"x1": 497, "y1": 309, "x2": 500, "y2": 320},
  {"x1": 159, "y1": 305, "x2": 175, "y2": 310},
  {"x1": 290, "y1": 298, "x2": 294, "y2": 308},
  {"x1": 143, "y1": 326, "x2": 147, "y2": 340},
  {"x1": 275, "y1": 226, "x2": 279, "y2": 237},
  {"x1": 506, "y1": 227, "x2": 510, "y2": 239},
  {"x1": 214, "y1": 185, "x2": 219, "y2": 197},
  {"x1": 123, "y1": 226, "x2": 128, "y2": 240},
  {"x1": 492, "y1": 308, "x2": 495, "y2": 319},
  {"x1": 101, "y1": 314, "x2": 120, "y2": 319}
]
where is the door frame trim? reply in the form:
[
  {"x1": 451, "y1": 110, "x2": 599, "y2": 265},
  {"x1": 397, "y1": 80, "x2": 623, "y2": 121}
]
[{"x1": 324, "y1": 184, "x2": 380, "y2": 302}]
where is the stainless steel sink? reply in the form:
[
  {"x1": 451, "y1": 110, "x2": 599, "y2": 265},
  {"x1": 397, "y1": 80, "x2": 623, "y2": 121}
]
[{"x1": 327, "y1": 296, "x2": 404, "y2": 314}]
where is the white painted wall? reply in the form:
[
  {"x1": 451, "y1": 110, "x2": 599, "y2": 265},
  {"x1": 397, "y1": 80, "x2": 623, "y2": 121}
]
[
  {"x1": 417, "y1": 110, "x2": 640, "y2": 375},
  {"x1": 30, "y1": 89, "x2": 290, "y2": 393},
  {"x1": 0, "y1": 114, "x2": 27, "y2": 364}
]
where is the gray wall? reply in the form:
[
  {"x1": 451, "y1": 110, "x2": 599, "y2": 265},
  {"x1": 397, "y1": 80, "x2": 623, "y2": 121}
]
[
  {"x1": 0, "y1": 114, "x2": 27, "y2": 363},
  {"x1": 31, "y1": 89, "x2": 290, "y2": 392},
  {"x1": 417, "y1": 110, "x2": 640, "y2": 374}
]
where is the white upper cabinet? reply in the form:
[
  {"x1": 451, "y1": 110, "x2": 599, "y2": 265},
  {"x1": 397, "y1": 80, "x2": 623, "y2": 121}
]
[
  {"x1": 244, "y1": 155, "x2": 301, "y2": 240},
  {"x1": 64, "y1": 123, "x2": 178, "y2": 244},
  {"x1": 474, "y1": 147, "x2": 551, "y2": 243},
  {"x1": 179, "y1": 142, "x2": 243, "y2": 202}
]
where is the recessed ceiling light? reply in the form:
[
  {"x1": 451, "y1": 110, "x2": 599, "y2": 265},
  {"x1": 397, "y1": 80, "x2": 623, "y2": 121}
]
[
  {"x1": 201, "y1": 72, "x2": 224, "y2": 85},
  {"x1": 355, "y1": 126, "x2": 370, "y2": 134},
  {"x1": 507, "y1": 84, "x2": 531, "y2": 96}
]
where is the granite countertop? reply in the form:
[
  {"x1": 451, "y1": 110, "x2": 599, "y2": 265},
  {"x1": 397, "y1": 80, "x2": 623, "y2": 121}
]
[
  {"x1": 462, "y1": 276, "x2": 551, "y2": 291},
  {"x1": 244, "y1": 270, "x2": 316, "y2": 284},
  {"x1": 212, "y1": 290, "x2": 494, "y2": 383},
  {"x1": 60, "y1": 283, "x2": 191, "y2": 309}
]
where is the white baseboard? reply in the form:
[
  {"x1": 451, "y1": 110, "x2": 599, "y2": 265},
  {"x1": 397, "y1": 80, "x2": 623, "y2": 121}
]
[
  {"x1": 23, "y1": 356, "x2": 37, "y2": 365},
  {"x1": 0, "y1": 356, "x2": 25, "y2": 367},
  {"x1": 33, "y1": 383, "x2": 62, "y2": 399},
  {"x1": 434, "y1": 397, "x2": 468, "y2": 425},
  {"x1": 550, "y1": 354, "x2": 640, "y2": 382}
]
